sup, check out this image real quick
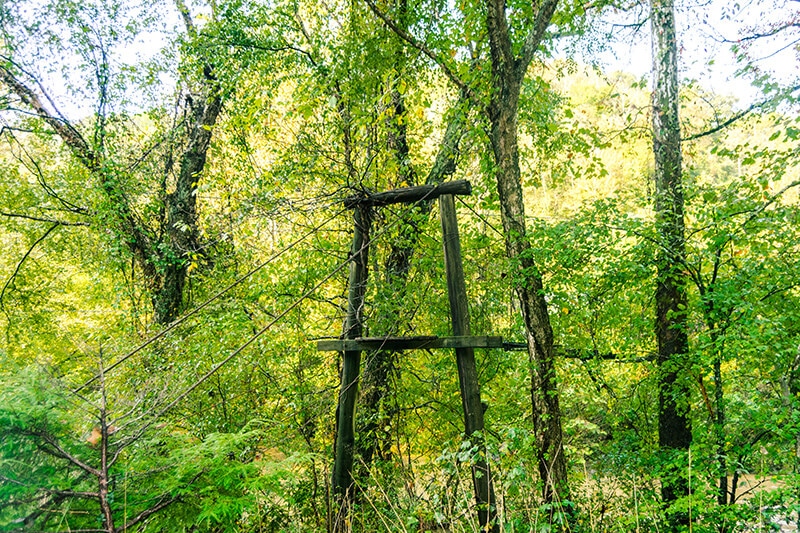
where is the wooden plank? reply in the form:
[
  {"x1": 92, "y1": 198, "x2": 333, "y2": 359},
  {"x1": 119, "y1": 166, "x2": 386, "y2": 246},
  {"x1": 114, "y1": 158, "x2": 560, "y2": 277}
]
[
  {"x1": 439, "y1": 194, "x2": 498, "y2": 531},
  {"x1": 344, "y1": 179, "x2": 471, "y2": 208},
  {"x1": 317, "y1": 335, "x2": 504, "y2": 352}
]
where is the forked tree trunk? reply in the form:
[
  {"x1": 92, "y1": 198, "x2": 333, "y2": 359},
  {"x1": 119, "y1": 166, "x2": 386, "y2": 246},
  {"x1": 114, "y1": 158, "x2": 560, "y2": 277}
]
[
  {"x1": 484, "y1": 0, "x2": 569, "y2": 509},
  {"x1": 0, "y1": 5, "x2": 222, "y2": 327}
]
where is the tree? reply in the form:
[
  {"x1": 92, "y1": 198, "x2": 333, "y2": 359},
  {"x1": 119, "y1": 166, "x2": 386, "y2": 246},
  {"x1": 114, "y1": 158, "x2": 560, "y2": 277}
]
[
  {"x1": 0, "y1": 357, "x2": 300, "y2": 533},
  {"x1": 0, "y1": 0, "x2": 222, "y2": 325},
  {"x1": 364, "y1": 0, "x2": 573, "y2": 517},
  {"x1": 0, "y1": 363, "x2": 181, "y2": 533},
  {"x1": 650, "y1": 0, "x2": 692, "y2": 516},
  {"x1": 483, "y1": 0, "x2": 573, "y2": 513}
]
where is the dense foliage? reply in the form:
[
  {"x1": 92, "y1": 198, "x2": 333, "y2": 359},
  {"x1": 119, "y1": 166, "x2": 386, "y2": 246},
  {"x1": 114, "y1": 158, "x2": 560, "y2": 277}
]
[{"x1": 1, "y1": 0, "x2": 799, "y2": 531}]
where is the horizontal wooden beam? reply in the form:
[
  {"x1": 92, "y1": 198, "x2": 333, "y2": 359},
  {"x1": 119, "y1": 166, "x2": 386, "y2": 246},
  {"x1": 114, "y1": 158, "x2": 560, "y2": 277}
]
[
  {"x1": 318, "y1": 336, "x2": 653, "y2": 361},
  {"x1": 504, "y1": 341, "x2": 654, "y2": 362},
  {"x1": 344, "y1": 180, "x2": 472, "y2": 208},
  {"x1": 317, "y1": 335, "x2": 504, "y2": 352}
]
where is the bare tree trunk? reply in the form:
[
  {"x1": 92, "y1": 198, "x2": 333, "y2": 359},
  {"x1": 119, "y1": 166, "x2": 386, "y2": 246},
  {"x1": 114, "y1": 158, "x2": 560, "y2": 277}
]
[
  {"x1": 651, "y1": 0, "x2": 692, "y2": 518},
  {"x1": 97, "y1": 361, "x2": 116, "y2": 533}
]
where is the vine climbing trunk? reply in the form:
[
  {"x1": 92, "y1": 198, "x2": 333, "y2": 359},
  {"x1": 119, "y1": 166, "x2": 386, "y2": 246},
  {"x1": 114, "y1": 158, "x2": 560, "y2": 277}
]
[
  {"x1": 0, "y1": 2, "x2": 222, "y2": 326},
  {"x1": 651, "y1": 0, "x2": 692, "y2": 519},
  {"x1": 355, "y1": 14, "x2": 416, "y2": 467}
]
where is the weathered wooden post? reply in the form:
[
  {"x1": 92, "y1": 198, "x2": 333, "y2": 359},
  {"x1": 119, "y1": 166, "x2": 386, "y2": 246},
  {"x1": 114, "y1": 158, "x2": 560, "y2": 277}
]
[
  {"x1": 333, "y1": 204, "x2": 371, "y2": 513},
  {"x1": 439, "y1": 194, "x2": 498, "y2": 532}
]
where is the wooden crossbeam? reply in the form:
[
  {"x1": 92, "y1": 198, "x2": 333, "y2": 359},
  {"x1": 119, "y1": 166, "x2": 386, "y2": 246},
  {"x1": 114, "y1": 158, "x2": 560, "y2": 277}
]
[
  {"x1": 504, "y1": 341, "x2": 655, "y2": 362},
  {"x1": 344, "y1": 179, "x2": 472, "y2": 208},
  {"x1": 317, "y1": 335, "x2": 504, "y2": 352}
]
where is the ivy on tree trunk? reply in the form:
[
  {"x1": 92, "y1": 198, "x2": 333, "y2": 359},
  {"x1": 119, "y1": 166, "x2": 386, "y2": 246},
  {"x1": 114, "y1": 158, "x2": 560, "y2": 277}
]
[
  {"x1": 651, "y1": 0, "x2": 692, "y2": 515},
  {"x1": 484, "y1": 0, "x2": 570, "y2": 510}
]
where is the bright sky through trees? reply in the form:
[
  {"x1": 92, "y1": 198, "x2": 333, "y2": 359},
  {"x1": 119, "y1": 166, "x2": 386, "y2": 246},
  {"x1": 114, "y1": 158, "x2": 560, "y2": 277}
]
[{"x1": 564, "y1": 0, "x2": 799, "y2": 107}]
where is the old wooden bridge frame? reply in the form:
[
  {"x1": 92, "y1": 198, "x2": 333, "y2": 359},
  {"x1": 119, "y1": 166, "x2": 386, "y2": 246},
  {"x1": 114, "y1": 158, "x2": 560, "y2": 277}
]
[{"x1": 317, "y1": 179, "x2": 499, "y2": 531}]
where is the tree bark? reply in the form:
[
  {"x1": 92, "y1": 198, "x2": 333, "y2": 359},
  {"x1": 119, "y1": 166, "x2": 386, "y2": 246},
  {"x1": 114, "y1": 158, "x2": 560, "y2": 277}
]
[
  {"x1": 155, "y1": 80, "x2": 222, "y2": 324},
  {"x1": 651, "y1": 0, "x2": 692, "y2": 515},
  {"x1": 363, "y1": 0, "x2": 568, "y2": 507},
  {"x1": 484, "y1": 0, "x2": 569, "y2": 509}
]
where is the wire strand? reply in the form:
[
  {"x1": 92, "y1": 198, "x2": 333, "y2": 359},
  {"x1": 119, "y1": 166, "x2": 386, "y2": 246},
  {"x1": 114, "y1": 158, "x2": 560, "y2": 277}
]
[
  {"x1": 73, "y1": 205, "x2": 349, "y2": 393},
  {"x1": 455, "y1": 195, "x2": 504, "y2": 238},
  {"x1": 133, "y1": 183, "x2": 447, "y2": 424}
]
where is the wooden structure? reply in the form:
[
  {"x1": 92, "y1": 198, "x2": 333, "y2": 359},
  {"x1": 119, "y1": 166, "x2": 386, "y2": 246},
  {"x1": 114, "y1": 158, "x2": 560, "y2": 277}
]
[{"x1": 319, "y1": 179, "x2": 498, "y2": 532}]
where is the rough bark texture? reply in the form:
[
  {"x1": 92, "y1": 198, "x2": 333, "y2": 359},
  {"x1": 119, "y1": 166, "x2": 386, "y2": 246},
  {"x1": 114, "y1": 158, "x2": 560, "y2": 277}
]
[
  {"x1": 651, "y1": 0, "x2": 692, "y2": 513},
  {"x1": 484, "y1": 0, "x2": 569, "y2": 508},
  {"x1": 155, "y1": 83, "x2": 222, "y2": 324}
]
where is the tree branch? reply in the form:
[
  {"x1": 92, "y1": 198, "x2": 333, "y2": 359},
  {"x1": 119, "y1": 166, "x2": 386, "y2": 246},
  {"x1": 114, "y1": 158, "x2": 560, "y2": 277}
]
[
  {"x1": 361, "y1": 0, "x2": 476, "y2": 100},
  {"x1": 0, "y1": 223, "x2": 59, "y2": 312},
  {"x1": 0, "y1": 65, "x2": 98, "y2": 170},
  {"x1": 0, "y1": 475, "x2": 97, "y2": 499},
  {"x1": 116, "y1": 493, "x2": 181, "y2": 532},
  {"x1": 1, "y1": 131, "x2": 92, "y2": 215},
  {"x1": 174, "y1": 0, "x2": 197, "y2": 37},
  {"x1": 682, "y1": 84, "x2": 800, "y2": 142},
  {"x1": 36, "y1": 433, "x2": 101, "y2": 478},
  {"x1": 1, "y1": 211, "x2": 90, "y2": 226},
  {"x1": 718, "y1": 22, "x2": 800, "y2": 44},
  {"x1": 516, "y1": 0, "x2": 560, "y2": 79}
]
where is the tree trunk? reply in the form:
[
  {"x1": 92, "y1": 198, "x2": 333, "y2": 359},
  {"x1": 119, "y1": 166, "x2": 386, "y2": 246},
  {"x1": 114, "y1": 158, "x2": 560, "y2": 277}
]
[
  {"x1": 651, "y1": 0, "x2": 692, "y2": 516},
  {"x1": 0, "y1": 9, "x2": 222, "y2": 327},
  {"x1": 363, "y1": 0, "x2": 566, "y2": 506},
  {"x1": 484, "y1": 0, "x2": 569, "y2": 509},
  {"x1": 155, "y1": 85, "x2": 222, "y2": 324},
  {"x1": 355, "y1": 28, "x2": 416, "y2": 467},
  {"x1": 714, "y1": 346, "x2": 728, "y2": 505}
]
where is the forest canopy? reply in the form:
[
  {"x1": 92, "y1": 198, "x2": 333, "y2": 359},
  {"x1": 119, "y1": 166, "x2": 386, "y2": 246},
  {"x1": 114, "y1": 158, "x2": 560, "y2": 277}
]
[{"x1": 0, "y1": 0, "x2": 799, "y2": 531}]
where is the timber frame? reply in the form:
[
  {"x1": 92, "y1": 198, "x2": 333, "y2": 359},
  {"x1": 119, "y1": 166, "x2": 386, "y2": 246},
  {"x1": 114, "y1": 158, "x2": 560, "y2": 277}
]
[{"x1": 323, "y1": 179, "x2": 499, "y2": 532}]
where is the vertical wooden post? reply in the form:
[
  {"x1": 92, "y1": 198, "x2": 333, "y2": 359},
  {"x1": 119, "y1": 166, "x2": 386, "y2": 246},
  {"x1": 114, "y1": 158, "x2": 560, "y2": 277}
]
[
  {"x1": 439, "y1": 194, "x2": 498, "y2": 532},
  {"x1": 333, "y1": 205, "x2": 371, "y2": 515}
]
